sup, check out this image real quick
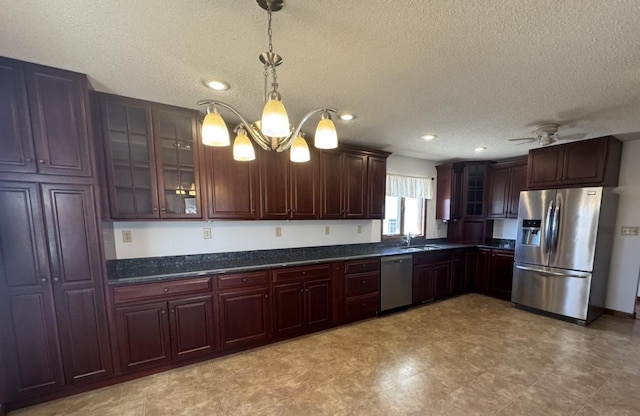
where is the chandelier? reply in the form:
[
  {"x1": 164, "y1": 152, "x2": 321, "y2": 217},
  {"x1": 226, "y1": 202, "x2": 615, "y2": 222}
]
[{"x1": 197, "y1": 0, "x2": 339, "y2": 163}]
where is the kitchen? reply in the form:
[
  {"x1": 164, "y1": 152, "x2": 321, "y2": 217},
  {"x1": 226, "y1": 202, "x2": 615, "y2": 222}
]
[{"x1": 2, "y1": 1, "x2": 640, "y2": 415}]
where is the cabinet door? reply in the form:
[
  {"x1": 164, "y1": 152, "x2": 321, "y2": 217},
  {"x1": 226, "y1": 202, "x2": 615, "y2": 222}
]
[
  {"x1": 561, "y1": 138, "x2": 607, "y2": 186},
  {"x1": 168, "y1": 295, "x2": 215, "y2": 360},
  {"x1": 462, "y1": 163, "x2": 487, "y2": 217},
  {"x1": 435, "y1": 164, "x2": 452, "y2": 221},
  {"x1": 490, "y1": 250, "x2": 515, "y2": 300},
  {"x1": 0, "y1": 58, "x2": 36, "y2": 174},
  {"x1": 527, "y1": 146, "x2": 564, "y2": 189},
  {"x1": 115, "y1": 302, "x2": 171, "y2": 372},
  {"x1": 100, "y1": 95, "x2": 158, "y2": 218},
  {"x1": 304, "y1": 279, "x2": 332, "y2": 330},
  {"x1": 474, "y1": 248, "x2": 491, "y2": 292},
  {"x1": 259, "y1": 150, "x2": 290, "y2": 219},
  {"x1": 343, "y1": 152, "x2": 367, "y2": 219},
  {"x1": 25, "y1": 64, "x2": 92, "y2": 177},
  {"x1": 290, "y1": 148, "x2": 319, "y2": 219},
  {"x1": 507, "y1": 164, "x2": 527, "y2": 218},
  {"x1": 0, "y1": 182, "x2": 64, "y2": 397},
  {"x1": 205, "y1": 144, "x2": 258, "y2": 219},
  {"x1": 41, "y1": 184, "x2": 112, "y2": 383},
  {"x1": 433, "y1": 262, "x2": 452, "y2": 299},
  {"x1": 319, "y1": 150, "x2": 344, "y2": 219},
  {"x1": 273, "y1": 282, "x2": 305, "y2": 337},
  {"x1": 153, "y1": 106, "x2": 202, "y2": 219},
  {"x1": 450, "y1": 252, "x2": 466, "y2": 295},
  {"x1": 487, "y1": 167, "x2": 509, "y2": 218},
  {"x1": 413, "y1": 265, "x2": 435, "y2": 304},
  {"x1": 219, "y1": 287, "x2": 270, "y2": 350},
  {"x1": 367, "y1": 156, "x2": 387, "y2": 219}
]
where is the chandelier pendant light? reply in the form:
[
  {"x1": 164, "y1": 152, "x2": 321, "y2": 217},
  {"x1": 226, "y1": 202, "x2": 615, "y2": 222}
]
[{"x1": 198, "y1": 0, "x2": 339, "y2": 162}]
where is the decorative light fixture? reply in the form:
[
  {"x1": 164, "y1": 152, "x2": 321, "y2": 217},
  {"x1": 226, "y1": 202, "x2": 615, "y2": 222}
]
[{"x1": 198, "y1": 0, "x2": 338, "y2": 162}]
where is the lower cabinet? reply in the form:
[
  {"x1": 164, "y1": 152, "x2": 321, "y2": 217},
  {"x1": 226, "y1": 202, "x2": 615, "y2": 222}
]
[
  {"x1": 474, "y1": 248, "x2": 515, "y2": 300},
  {"x1": 451, "y1": 248, "x2": 474, "y2": 294},
  {"x1": 272, "y1": 264, "x2": 332, "y2": 338},
  {"x1": 413, "y1": 251, "x2": 452, "y2": 304},
  {"x1": 217, "y1": 271, "x2": 271, "y2": 350},
  {"x1": 343, "y1": 259, "x2": 380, "y2": 322},
  {"x1": 112, "y1": 278, "x2": 216, "y2": 373}
]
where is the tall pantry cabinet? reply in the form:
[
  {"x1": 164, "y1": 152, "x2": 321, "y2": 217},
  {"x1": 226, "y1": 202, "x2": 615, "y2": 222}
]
[{"x1": 0, "y1": 57, "x2": 112, "y2": 410}]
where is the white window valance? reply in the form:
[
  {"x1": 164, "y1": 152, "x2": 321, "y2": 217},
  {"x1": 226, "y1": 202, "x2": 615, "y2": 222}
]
[{"x1": 386, "y1": 174, "x2": 434, "y2": 199}]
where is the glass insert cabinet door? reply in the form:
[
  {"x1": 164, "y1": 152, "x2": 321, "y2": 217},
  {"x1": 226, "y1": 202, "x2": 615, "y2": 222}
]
[
  {"x1": 153, "y1": 106, "x2": 201, "y2": 218},
  {"x1": 99, "y1": 94, "x2": 202, "y2": 219}
]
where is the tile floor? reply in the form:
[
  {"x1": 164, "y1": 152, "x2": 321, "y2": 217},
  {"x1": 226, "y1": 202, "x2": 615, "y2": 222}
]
[{"x1": 11, "y1": 294, "x2": 640, "y2": 416}]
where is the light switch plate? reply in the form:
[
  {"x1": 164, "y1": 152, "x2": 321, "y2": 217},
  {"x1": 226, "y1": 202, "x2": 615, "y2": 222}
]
[
  {"x1": 122, "y1": 230, "x2": 132, "y2": 243},
  {"x1": 325, "y1": 226, "x2": 330, "y2": 235},
  {"x1": 275, "y1": 226, "x2": 282, "y2": 237},
  {"x1": 203, "y1": 228, "x2": 212, "y2": 239},
  {"x1": 621, "y1": 226, "x2": 639, "y2": 236},
  {"x1": 357, "y1": 225, "x2": 362, "y2": 234}
]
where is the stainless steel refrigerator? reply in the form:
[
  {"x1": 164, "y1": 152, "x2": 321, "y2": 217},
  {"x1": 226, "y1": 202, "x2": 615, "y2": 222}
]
[{"x1": 512, "y1": 187, "x2": 618, "y2": 325}]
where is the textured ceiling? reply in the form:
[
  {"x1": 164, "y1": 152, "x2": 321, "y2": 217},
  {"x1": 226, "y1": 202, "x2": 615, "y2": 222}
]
[{"x1": 2, "y1": 0, "x2": 640, "y2": 162}]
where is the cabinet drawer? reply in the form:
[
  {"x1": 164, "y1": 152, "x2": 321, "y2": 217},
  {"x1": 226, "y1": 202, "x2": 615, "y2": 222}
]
[
  {"x1": 272, "y1": 264, "x2": 332, "y2": 283},
  {"x1": 113, "y1": 277, "x2": 212, "y2": 304},
  {"x1": 345, "y1": 271, "x2": 380, "y2": 296},
  {"x1": 217, "y1": 271, "x2": 269, "y2": 291},
  {"x1": 345, "y1": 292, "x2": 379, "y2": 320},
  {"x1": 345, "y1": 258, "x2": 380, "y2": 274}
]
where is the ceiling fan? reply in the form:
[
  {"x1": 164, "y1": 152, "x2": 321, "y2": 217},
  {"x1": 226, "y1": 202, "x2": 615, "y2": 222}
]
[{"x1": 509, "y1": 123, "x2": 585, "y2": 146}]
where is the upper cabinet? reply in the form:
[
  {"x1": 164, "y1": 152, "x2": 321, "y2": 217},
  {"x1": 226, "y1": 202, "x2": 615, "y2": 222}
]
[
  {"x1": 96, "y1": 93, "x2": 203, "y2": 219},
  {"x1": 526, "y1": 136, "x2": 622, "y2": 189},
  {"x1": 319, "y1": 147, "x2": 389, "y2": 220},
  {"x1": 487, "y1": 159, "x2": 527, "y2": 219},
  {"x1": 0, "y1": 57, "x2": 93, "y2": 177}
]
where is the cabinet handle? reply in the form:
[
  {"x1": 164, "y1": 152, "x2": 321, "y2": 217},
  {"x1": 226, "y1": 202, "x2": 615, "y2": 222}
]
[
  {"x1": 163, "y1": 287, "x2": 169, "y2": 292},
  {"x1": 38, "y1": 159, "x2": 46, "y2": 164},
  {"x1": 40, "y1": 277, "x2": 48, "y2": 283},
  {"x1": 306, "y1": 289, "x2": 309, "y2": 292},
  {"x1": 302, "y1": 271, "x2": 306, "y2": 275},
  {"x1": 362, "y1": 280, "x2": 366, "y2": 284},
  {"x1": 264, "y1": 294, "x2": 268, "y2": 298},
  {"x1": 362, "y1": 303, "x2": 366, "y2": 307},
  {"x1": 161, "y1": 310, "x2": 166, "y2": 315},
  {"x1": 25, "y1": 157, "x2": 33, "y2": 163},
  {"x1": 242, "y1": 278, "x2": 247, "y2": 282},
  {"x1": 300, "y1": 289, "x2": 304, "y2": 293},
  {"x1": 292, "y1": 209, "x2": 296, "y2": 213},
  {"x1": 170, "y1": 309, "x2": 175, "y2": 313},
  {"x1": 153, "y1": 207, "x2": 158, "y2": 211},
  {"x1": 161, "y1": 208, "x2": 166, "y2": 212},
  {"x1": 53, "y1": 276, "x2": 60, "y2": 282}
]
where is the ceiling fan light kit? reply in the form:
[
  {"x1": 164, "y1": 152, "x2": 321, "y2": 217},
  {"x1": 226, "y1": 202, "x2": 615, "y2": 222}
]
[
  {"x1": 198, "y1": 0, "x2": 338, "y2": 162},
  {"x1": 509, "y1": 122, "x2": 585, "y2": 147}
]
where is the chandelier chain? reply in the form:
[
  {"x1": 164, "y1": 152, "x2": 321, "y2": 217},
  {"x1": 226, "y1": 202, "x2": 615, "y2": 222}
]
[{"x1": 267, "y1": 8, "x2": 273, "y2": 53}]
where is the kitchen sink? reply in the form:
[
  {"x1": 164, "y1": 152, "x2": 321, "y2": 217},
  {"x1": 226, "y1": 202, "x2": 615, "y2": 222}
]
[{"x1": 399, "y1": 245, "x2": 440, "y2": 252}]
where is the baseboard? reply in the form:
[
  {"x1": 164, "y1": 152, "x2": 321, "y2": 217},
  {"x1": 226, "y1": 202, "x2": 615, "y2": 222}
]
[{"x1": 605, "y1": 308, "x2": 636, "y2": 320}]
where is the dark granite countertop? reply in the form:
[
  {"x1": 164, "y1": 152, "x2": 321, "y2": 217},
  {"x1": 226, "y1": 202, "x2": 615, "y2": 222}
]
[{"x1": 107, "y1": 239, "x2": 514, "y2": 286}]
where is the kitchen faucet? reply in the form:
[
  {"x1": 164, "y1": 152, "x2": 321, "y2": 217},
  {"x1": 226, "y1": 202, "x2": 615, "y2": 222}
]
[{"x1": 405, "y1": 233, "x2": 414, "y2": 246}]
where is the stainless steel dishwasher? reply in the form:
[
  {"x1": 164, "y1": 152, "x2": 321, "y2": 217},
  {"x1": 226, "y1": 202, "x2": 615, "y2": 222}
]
[{"x1": 380, "y1": 255, "x2": 413, "y2": 312}]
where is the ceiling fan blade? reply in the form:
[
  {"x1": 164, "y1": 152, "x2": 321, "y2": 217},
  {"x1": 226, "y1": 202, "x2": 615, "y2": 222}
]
[
  {"x1": 508, "y1": 137, "x2": 536, "y2": 142},
  {"x1": 556, "y1": 133, "x2": 586, "y2": 142}
]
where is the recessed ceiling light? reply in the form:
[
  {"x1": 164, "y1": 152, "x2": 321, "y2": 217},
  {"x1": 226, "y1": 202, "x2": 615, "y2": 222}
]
[
  {"x1": 205, "y1": 80, "x2": 230, "y2": 91},
  {"x1": 474, "y1": 147, "x2": 487, "y2": 152},
  {"x1": 421, "y1": 134, "x2": 437, "y2": 141},
  {"x1": 339, "y1": 114, "x2": 355, "y2": 121}
]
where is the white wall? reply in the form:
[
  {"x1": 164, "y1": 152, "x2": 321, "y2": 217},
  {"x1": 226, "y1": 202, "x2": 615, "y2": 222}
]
[
  {"x1": 605, "y1": 140, "x2": 640, "y2": 313},
  {"x1": 386, "y1": 154, "x2": 447, "y2": 239},
  {"x1": 492, "y1": 219, "x2": 518, "y2": 239},
  {"x1": 110, "y1": 220, "x2": 380, "y2": 259}
]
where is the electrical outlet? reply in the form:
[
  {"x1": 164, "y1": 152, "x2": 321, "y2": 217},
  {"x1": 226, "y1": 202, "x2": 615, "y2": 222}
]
[
  {"x1": 275, "y1": 226, "x2": 282, "y2": 237},
  {"x1": 621, "y1": 226, "x2": 639, "y2": 236},
  {"x1": 203, "y1": 228, "x2": 212, "y2": 239},
  {"x1": 121, "y1": 230, "x2": 132, "y2": 243},
  {"x1": 357, "y1": 225, "x2": 362, "y2": 234},
  {"x1": 325, "y1": 226, "x2": 330, "y2": 235}
]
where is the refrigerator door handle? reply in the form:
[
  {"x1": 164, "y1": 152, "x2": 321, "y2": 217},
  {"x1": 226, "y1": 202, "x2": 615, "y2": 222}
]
[
  {"x1": 544, "y1": 200, "x2": 554, "y2": 254},
  {"x1": 515, "y1": 265, "x2": 589, "y2": 279},
  {"x1": 551, "y1": 199, "x2": 561, "y2": 253}
]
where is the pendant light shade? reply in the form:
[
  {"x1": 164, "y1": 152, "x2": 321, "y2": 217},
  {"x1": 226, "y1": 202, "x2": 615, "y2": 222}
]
[
  {"x1": 233, "y1": 129, "x2": 256, "y2": 161},
  {"x1": 202, "y1": 107, "x2": 230, "y2": 146},
  {"x1": 290, "y1": 134, "x2": 310, "y2": 163},
  {"x1": 314, "y1": 112, "x2": 338, "y2": 149},
  {"x1": 261, "y1": 90, "x2": 290, "y2": 138}
]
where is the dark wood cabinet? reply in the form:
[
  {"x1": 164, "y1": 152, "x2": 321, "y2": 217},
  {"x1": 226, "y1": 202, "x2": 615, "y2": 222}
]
[
  {"x1": 341, "y1": 259, "x2": 380, "y2": 322},
  {"x1": 487, "y1": 159, "x2": 527, "y2": 219},
  {"x1": 258, "y1": 146, "x2": 319, "y2": 220},
  {"x1": 272, "y1": 264, "x2": 332, "y2": 338},
  {"x1": 413, "y1": 251, "x2": 452, "y2": 304},
  {"x1": 527, "y1": 136, "x2": 622, "y2": 189},
  {"x1": 490, "y1": 249, "x2": 515, "y2": 300},
  {"x1": 97, "y1": 93, "x2": 203, "y2": 219},
  {"x1": 168, "y1": 295, "x2": 216, "y2": 360},
  {"x1": 217, "y1": 271, "x2": 271, "y2": 350},
  {"x1": 451, "y1": 248, "x2": 473, "y2": 294},
  {"x1": 436, "y1": 163, "x2": 463, "y2": 221},
  {"x1": 474, "y1": 248, "x2": 491, "y2": 292},
  {"x1": 320, "y1": 147, "x2": 388, "y2": 219},
  {"x1": 205, "y1": 143, "x2": 258, "y2": 219},
  {"x1": 0, "y1": 58, "x2": 93, "y2": 177},
  {"x1": 0, "y1": 182, "x2": 111, "y2": 401},
  {"x1": 115, "y1": 302, "x2": 172, "y2": 372}
]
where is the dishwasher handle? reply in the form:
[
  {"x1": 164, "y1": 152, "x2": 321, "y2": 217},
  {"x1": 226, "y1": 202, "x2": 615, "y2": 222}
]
[{"x1": 382, "y1": 255, "x2": 413, "y2": 264}]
